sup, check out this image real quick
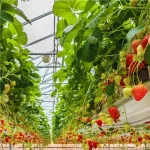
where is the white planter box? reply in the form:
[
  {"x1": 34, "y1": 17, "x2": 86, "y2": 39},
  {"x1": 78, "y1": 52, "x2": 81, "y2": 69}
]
[
  {"x1": 91, "y1": 83, "x2": 150, "y2": 130},
  {"x1": 114, "y1": 82, "x2": 150, "y2": 127}
]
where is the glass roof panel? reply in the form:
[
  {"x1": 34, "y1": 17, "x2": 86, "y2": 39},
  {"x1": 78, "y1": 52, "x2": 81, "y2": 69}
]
[
  {"x1": 18, "y1": 0, "x2": 59, "y2": 123},
  {"x1": 18, "y1": 0, "x2": 54, "y2": 21},
  {"x1": 26, "y1": 38, "x2": 54, "y2": 53},
  {"x1": 23, "y1": 15, "x2": 54, "y2": 43}
]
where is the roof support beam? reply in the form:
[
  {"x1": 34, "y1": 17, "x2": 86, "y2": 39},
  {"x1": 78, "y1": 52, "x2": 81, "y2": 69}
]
[
  {"x1": 23, "y1": 11, "x2": 53, "y2": 26},
  {"x1": 30, "y1": 52, "x2": 57, "y2": 55},
  {"x1": 25, "y1": 34, "x2": 55, "y2": 47},
  {"x1": 37, "y1": 66, "x2": 61, "y2": 68}
]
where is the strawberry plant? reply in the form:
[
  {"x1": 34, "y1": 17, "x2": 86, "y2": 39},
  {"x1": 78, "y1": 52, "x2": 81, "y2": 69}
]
[
  {"x1": 52, "y1": 0, "x2": 150, "y2": 147},
  {"x1": 0, "y1": 0, "x2": 50, "y2": 146}
]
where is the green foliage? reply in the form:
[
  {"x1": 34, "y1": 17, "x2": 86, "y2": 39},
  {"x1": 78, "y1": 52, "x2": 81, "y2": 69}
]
[
  {"x1": 0, "y1": 0, "x2": 50, "y2": 143},
  {"x1": 106, "y1": 84, "x2": 115, "y2": 96},
  {"x1": 145, "y1": 45, "x2": 150, "y2": 65},
  {"x1": 126, "y1": 25, "x2": 144, "y2": 41},
  {"x1": 52, "y1": 0, "x2": 149, "y2": 140}
]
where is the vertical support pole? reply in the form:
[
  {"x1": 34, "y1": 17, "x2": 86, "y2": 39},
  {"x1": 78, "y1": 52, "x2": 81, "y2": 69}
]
[
  {"x1": 9, "y1": 144, "x2": 12, "y2": 150},
  {"x1": 145, "y1": 143, "x2": 147, "y2": 150},
  {"x1": 148, "y1": 66, "x2": 150, "y2": 79},
  {"x1": 23, "y1": 143, "x2": 24, "y2": 150}
]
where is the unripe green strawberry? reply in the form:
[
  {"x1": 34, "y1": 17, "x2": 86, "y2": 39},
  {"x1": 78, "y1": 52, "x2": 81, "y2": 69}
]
[
  {"x1": 122, "y1": 70, "x2": 127, "y2": 75},
  {"x1": 101, "y1": 61, "x2": 106, "y2": 67},
  {"x1": 102, "y1": 94, "x2": 106, "y2": 99},
  {"x1": 120, "y1": 58, "x2": 126, "y2": 62},
  {"x1": 101, "y1": 73, "x2": 106, "y2": 80},
  {"x1": 124, "y1": 123, "x2": 131, "y2": 132},
  {"x1": 86, "y1": 103, "x2": 90, "y2": 108},
  {"x1": 123, "y1": 78, "x2": 130, "y2": 86},
  {"x1": 11, "y1": 81, "x2": 16, "y2": 87},
  {"x1": 99, "y1": 112, "x2": 105, "y2": 118},
  {"x1": 120, "y1": 61, "x2": 126, "y2": 69},
  {"x1": 123, "y1": 87, "x2": 132, "y2": 98},
  {"x1": 119, "y1": 51, "x2": 126, "y2": 58},
  {"x1": 130, "y1": 0, "x2": 138, "y2": 6},
  {"x1": 114, "y1": 75, "x2": 122, "y2": 85},
  {"x1": 105, "y1": 114, "x2": 110, "y2": 118},
  {"x1": 101, "y1": 116, "x2": 106, "y2": 122},
  {"x1": 92, "y1": 120, "x2": 96, "y2": 124},
  {"x1": 107, "y1": 118, "x2": 114, "y2": 126},
  {"x1": 137, "y1": 44, "x2": 144, "y2": 56},
  {"x1": 108, "y1": 73, "x2": 115, "y2": 79}
]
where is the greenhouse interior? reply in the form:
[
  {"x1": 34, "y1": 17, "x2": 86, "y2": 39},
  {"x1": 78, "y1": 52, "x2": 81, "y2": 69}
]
[{"x1": 0, "y1": 0, "x2": 150, "y2": 149}]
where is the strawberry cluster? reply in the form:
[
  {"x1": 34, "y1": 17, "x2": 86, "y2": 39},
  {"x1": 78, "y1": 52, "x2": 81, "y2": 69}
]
[
  {"x1": 126, "y1": 34, "x2": 150, "y2": 74},
  {"x1": 87, "y1": 139, "x2": 98, "y2": 150},
  {"x1": 77, "y1": 134, "x2": 83, "y2": 142},
  {"x1": 108, "y1": 106, "x2": 120, "y2": 122}
]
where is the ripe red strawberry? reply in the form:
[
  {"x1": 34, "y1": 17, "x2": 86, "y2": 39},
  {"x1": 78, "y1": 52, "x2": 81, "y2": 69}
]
[
  {"x1": 77, "y1": 134, "x2": 82, "y2": 142},
  {"x1": 93, "y1": 141, "x2": 98, "y2": 148},
  {"x1": 120, "y1": 76, "x2": 127, "y2": 87},
  {"x1": 96, "y1": 119, "x2": 102, "y2": 127},
  {"x1": 86, "y1": 117, "x2": 91, "y2": 123},
  {"x1": 132, "y1": 39, "x2": 141, "y2": 53},
  {"x1": 108, "y1": 106, "x2": 120, "y2": 120},
  {"x1": 5, "y1": 137, "x2": 10, "y2": 143},
  {"x1": 87, "y1": 139, "x2": 93, "y2": 146},
  {"x1": 130, "y1": 132, "x2": 134, "y2": 135},
  {"x1": 142, "y1": 34, "x2": 150, "y2": 49},
  {"x1": 132, "y1": 84, "x2": 148, "y2": 101},
  {"x1": 138, "y1": 137, "x2": 143, "y2": 142},
  {"x1": 139, "y1": 60, "x2": 146, "y2": 68},
  {"x1": 108, "y1": 106, "x2": 118, "y2": 114},
  {"x1": 126, "y1": 54, "x2": 138, "y2": 73}
]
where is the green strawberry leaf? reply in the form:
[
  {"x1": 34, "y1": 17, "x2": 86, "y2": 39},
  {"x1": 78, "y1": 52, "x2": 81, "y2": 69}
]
[
  {"x1": 106, "y1": 84, "x2": 115, "y2": 96},
  {"x1": 1, "y1": 3, "x2": 30, "y2": 23},
  {"x1": 107, "y1": 96, "x2": 113, "y2": 106},
  {"x1": 2, "y1": 28, "x2": 12, "y2": 39},
  {"x1": 56, "y1": 19, "x2": 67, "y2": 38},
  {"x1": 98, "y1": 127, "x2": 104, "y2": 131},
  {"x1": 53, "y1": 0, "x2": 77, "y2": 24},
  {"x1": 77, "y1": 41, "x2": 99, "y2": 62},
  {"x1": 1, "y1": 0, "x2": 18, "y2": 5},
  {"x1": 87, "y1": 36, "x2": 98, "y2": 44},
  {"x1": 0, "y1": 80, "x2": 5, "y2": 93},
  {"x1": 94, "y1": 97, "x2": 102, "y2": 103},
  {"x1": 126, "y1": 25, "x2": 144, "y2": 41},
  {"x1": 0, "y1": 12, "x2": 14, "y2": 22},
  {"x1": 13, "y1": 32, "x2": 28, "y2": 45},
  {"x1": 145, "y1": 45, "x2": 150, "y2": 65},
  {"x1": 0, "y1": 18, "x2": 6, "y2": 25}
]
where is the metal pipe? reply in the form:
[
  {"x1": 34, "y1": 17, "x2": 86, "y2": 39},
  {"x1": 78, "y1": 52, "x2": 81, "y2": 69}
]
[
  {"x1": 9, "y1": 144, "x2": 12, "y2": 150},
  {"x1": 37, "y1": 66, "x2": 61, "y2": 68},
  {"x1": 25, "y1": 34, "x2": 55, "y2": 47},
  {"x1": 23, "y1": 11, "x2": 53, "y2": 26},
  {"x1": 30, "y1": 52, "x2": 56, "y2": 55},
  {"x1": 40, "y1": 100, "x2": 55, "y2": 102}
]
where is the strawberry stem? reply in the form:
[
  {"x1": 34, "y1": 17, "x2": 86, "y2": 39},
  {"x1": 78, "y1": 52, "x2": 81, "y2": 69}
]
[{"x1": 123, "y1": 104, "x2": 129, "y2": 123}]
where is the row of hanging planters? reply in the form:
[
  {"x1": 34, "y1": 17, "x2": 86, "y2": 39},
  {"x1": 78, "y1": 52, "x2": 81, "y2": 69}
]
[
  {"x1": 0, "y1": 0, "x2": 50, "y2": 146},
  {"x1": 52, "y1": 0, "x2": 150, "y2": 149}
]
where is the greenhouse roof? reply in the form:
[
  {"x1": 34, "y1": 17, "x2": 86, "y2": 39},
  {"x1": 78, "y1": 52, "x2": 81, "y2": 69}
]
[{"x1": 18, "y1": 0, "x2": 60, "y2": 123}]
